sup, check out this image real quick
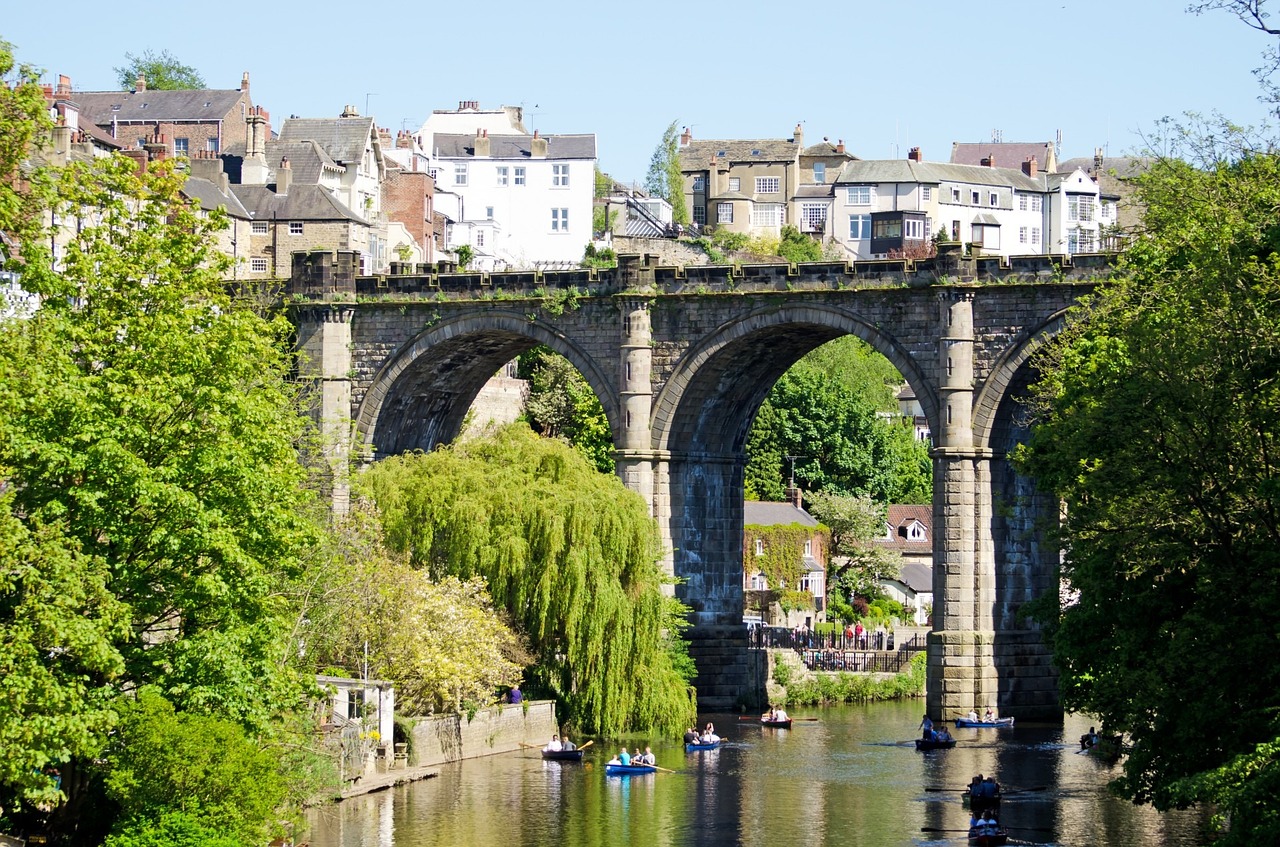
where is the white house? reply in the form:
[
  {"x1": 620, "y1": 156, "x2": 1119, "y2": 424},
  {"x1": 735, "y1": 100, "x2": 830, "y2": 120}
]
[
  {"x1": 874, "y1": 504, "x2": 934, "y2": 626},
  {"x1": 831, "y1": 148, "x2": 1102, "y2": 260}
]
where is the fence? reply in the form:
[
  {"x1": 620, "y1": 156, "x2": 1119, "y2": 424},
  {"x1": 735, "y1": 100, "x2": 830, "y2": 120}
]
[{"x1": 751, "y1": 627, "x2": 927, "y2": 675}]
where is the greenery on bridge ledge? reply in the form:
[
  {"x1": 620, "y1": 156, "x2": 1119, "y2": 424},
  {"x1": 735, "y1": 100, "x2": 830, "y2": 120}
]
[{"x1": 778, "y1": 652, "x2": 926, "y2": 707}]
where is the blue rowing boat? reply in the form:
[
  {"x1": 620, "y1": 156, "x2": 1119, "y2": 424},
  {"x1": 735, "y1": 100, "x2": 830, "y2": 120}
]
[
  {"x1": 604, "y1": 762, "x2": 657, "y2": 776},
  {"x1": 916, "y1": 737, "x2": 957, "y2": 750},
  {"x1": 955, "y1": 717, "x2": 1015, "y2": 729},
  {"x1": 685, "y1": 740, "x2": 720, "y2": 752}
]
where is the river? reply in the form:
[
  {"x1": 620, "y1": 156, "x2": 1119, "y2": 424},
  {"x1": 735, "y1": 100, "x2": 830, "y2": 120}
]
[{"x1": 304, "y1": 700, "x2": 1210, "y2": 847}]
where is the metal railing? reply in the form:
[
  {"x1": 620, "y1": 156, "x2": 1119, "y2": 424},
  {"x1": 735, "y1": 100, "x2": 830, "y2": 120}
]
[{"x1": 750, "y1": 627, "x2": 927, "y2": 674}]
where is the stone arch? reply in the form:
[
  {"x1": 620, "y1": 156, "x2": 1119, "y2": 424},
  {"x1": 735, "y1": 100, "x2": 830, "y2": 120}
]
[
  {"x1": 651, "y1": 303, "x2": 937, "y2": 456},
  {"x1": 971, "y1": 308, "x2": 1070, "y2": 450},
  {"x1": 355, "y1": 311, "x2": 617, "y2": 458}
]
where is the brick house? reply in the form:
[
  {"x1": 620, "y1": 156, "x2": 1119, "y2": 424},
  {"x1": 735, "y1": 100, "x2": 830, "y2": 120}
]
[{"x1": 743, "y1": 493, "x2": 829, "y2": 629}]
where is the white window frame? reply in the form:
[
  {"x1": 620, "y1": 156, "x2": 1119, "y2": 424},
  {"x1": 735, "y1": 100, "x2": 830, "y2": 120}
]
[
  {"x1": 514, "y1": 167, "x2": 526, "y2": 186},
  {"x1": 173, "y1": 137, "x2": 189, "y2": 157},
  {"x1": 205, "y1": 137, "x2": 219, "y2": 153},
  {"x1": 454, "y1": 164, "x2": 468, "y2": 186},
  {"x1": 250, "y1": 257, "x2": 269, "y2": 273},
  {"x1": 989, "y1": 192, "x2": 998, "y2": 207},
  {"x1": 717, "y1": 202, "x2": 733, "y2": 224},
  {"x1": 1018, "y1": 194, "x2": 1028, "y2": 211},
  {"x1": 804, "y1": 539, "x2": 813, "y2": 556},
  {"x1": 1031, "y1": 195, "x2": 1043, "y2": 212},
  {"x1": 496, "y1": 166, "x2": 509, "y2": 186},
  {"x1": 813, "y1": 163, "x2": 825, "y2": 184},
  {"x1": 951, "y1": 187, "x2": 961, "y2": 202},
  {"x1": 846, "y1": 185, "x2": 873, "y2": 205},
  {"x1": 551, "y1": 208, "x2": 569, "y2": 232},
  {"x1": 728, "y1": 177, "x2": 740, "y2": 192},
  {"x1": 904, "y1": 218, "x2": 924, "y2": 239},
  {"x1": 751, "y1": 203, "x2": 784, "y2": 227},
  {"x1": 251, "y1": 221, "x2": 269, "y2": 235},
  {"x1": 1019, "y1": 226, "x2": 1028, "y2": 244},
  {"x1": 476, "y1": 229, "x2": 485, "y2": 247},
  {"x1": 1031, "y1": 226, "x2": 1041, "y2": 245},
  {"x1": 801, "y1": 204, "x2": 826, "y2": 231},
  {"x1": 849, "y1": 214, "x2": 871, "y2": 240},
  {"x1": 552, "y1": 163, "x2": 570, "y2": 187},
  {"x1": 692, "y1": 175, "x2": 705, "y2": 192},
  {"x1": 288, "y1": 221, "x2": 303, "y2": 235},
  {"x1": 755, "y1": 176, "x2": 780, "y2": 194},
  {"x1": 921, "y1": 186, "x2": 932, "y2": 202},
  {"x1": 754, "y1": 539, "x2": 764, "y2": 556},
  {"x1": 971, "y1": 190, "x2": 980, "y2": 205}
]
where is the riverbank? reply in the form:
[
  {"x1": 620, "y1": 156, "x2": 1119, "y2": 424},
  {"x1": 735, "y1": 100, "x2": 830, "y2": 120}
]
[{"x1": 770, "y1": 649, "x2": 926, "y2": 706}]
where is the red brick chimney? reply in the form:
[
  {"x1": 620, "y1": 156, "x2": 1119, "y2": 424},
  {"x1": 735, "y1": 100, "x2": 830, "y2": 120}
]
[
  {"x1": 836, "y1": 139, "x2": 845, "y2": 154},
  {"x1": 1022, "y1": 157, "x2": 1038, "y2": 177},
  {"x1": 907, "y1": 146, "x2": 922, "y2": 162},
  {"x1": 785, "y1": 485, "x2": 803, "y2": 509},
  {"x1": 981, "y1": 155, "x2": 996, "y2": 167},
  {"x1": 56, "y1": 74, "x2": 71, "y2": 96},
  {"x1": 680, "y1": 126, "x2": 692, "y2": 146}
]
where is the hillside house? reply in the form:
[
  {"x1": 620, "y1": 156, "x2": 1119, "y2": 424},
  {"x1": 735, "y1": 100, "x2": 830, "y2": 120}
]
[{"x1": 743, "y1": 495, "x2": 829, "y2": 629}]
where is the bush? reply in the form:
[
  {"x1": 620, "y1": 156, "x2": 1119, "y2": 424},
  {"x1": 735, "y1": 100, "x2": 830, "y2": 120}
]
[
  {"x1": 103, "y1": 813, "x2": 243, "y2": 847},
  {"x1": 782, "y1": 652, "x2": 925, "y2": 706}
]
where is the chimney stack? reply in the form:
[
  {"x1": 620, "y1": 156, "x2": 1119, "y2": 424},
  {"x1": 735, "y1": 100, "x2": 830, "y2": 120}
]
[
  {"x1": 134, "y1": 73, "x2": 146, "y2": 93},
  {"x1": 143, "y1": 131, "x2": 166, "y2": 162},
  {"x1": 784, "y1": 485, "x2": 803, "y2": 510},
  {"x1": 907, "y1": 146, "x2": 922, "y2": 162},
  {"x1": 56, "y1": 74, "x2": 71, "y2": 96},
  {"x1": 792, "y1": 122, "x2": 803, "y2": 147},
  {"x1": 242, "y1": 107, "x2": 269, "y2": 185},
  {"x1": 50, "y1": 122, "x2": 73, "y2": 166},
  {"x1": 241, "y1": 72, "x2": 250, "y2": 92},
  {"x1": 836, "y1": 139, "x2": 846, "y2": 154},
  {"x1": 981, "y1": 155, "x2": 996, "y2": 168},
  {"x1": 1093, "y1": 146, "x2": 1105, "y2": 175},
  {"x1": 458, "y1": 100, "x2": 479, "y2": 111},
  {"x1": 1022, "y1": 157, "x2": 1038, "y2": 177},
  {"x1": 530, "y1": 129, "x2": 547, "y2": 159},
  {"x1": 680, "y1": 126, "x2": 692, "y2": 146},
  {"x1": 190, "y1": 150, "x2": 230, "y2": 193},
  {"x1": 276, "y1": 157, "x2": 292, "y2": 195}
]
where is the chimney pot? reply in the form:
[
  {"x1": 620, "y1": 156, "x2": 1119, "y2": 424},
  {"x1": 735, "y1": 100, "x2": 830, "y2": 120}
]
[
  {"x1": 241, "y1": 72, "x2": 250, "y2": 92},
  {"x1": 908, "y1": 146, "x2": 922, "y2": 162},
  {"x1": 1022, "y1": 157, "x2": 1038, "y2": 177}
]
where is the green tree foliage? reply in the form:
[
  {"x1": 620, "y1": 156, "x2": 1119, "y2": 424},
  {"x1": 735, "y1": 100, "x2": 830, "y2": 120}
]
[
  {"x1": 519, "y1": 346, "x2": 614, "y2": 473},
  {"x1": 805, "y1": 491, "x2": 901, "y2": 607},
  {"x1": 1016, "y1": 128, "x2": 1280, "y2": 844},
  {"x1": 644, "y1": 120, "x2": 690, "y2": 225},
  {"x1": 102, "y1": 689, "x2": 290, "y2": 845},
  {"x1": 362, "y1": 425, "x2": 698, "y2": 736},
  {"x1": 296, "y1": 506, "x2": 525, "y2": 715},
  {"x1": 744, "y1": 337, "x2": 931, "y2": 504},
  {"x1": 0, "y1": 41, "x2": 50, "y2": 249},
  {"x1": 114, "y1": 49, "x2": 205, "y2": 90},
  {"x1": 776, "y1": 225, "x2": 825, "y2": 263}
]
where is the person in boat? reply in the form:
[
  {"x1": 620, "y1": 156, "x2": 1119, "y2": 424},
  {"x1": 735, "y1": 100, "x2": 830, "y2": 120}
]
[
  {"x1": 562, "y1": 736, "x2": 576, "y2": 752},
  {"x1": 638, "y1": 745, "x2": 655, "y2": 765},
  {"x1": 1081, "y1": 726, "x2": 1099, "y2": 749},
  {"x1": 935, "y1": 726, "x2": 953, "y2": 743},
  {"x1": 969, "y1": 774, "x2": 983, "y2": 797},
  {"x1": 967, "y1": 708, "x2": 979, "y2": 722},
  {"x1": 984, "y1": 706, "x2": 995, "y2": 721},
  {"x1": 762, "y1": 705, "x2": 776, "y2": 722},
  {"x1": 773, "y1": 705, "x2": 789, "y2": 722},
  {"x1": 617, "y1": 747, "x2": 631, "y2": 765},
  {"x1": 982, "y1": 776, "x2": 999, "y2": 797},
  {"x1": 683, "y1": 726, "x2": 699, "y2": 744},
  {"x1": 544, "y1": 734, "x2": 563, "y2": 753},
  {"x1": 919, "y1": 714, "x2": 934, "y2": 740},
  {"x1": 981, "y1": 809, "x2": 999, "y2": 834},
  {"x1": 702, "y1": 722, "x2": 720, "y2": 743}
]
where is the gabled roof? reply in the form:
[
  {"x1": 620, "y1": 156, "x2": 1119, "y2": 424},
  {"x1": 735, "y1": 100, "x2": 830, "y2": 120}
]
[
  {"x1": 679, "y1": 138, "x2": 800, "y2": 169},
  {"x1": 877, "y1": 504, "x2": 932, "y2": 555},
  {"x1": 951, "y1": 141, "x2": 1055, "y2": 171},
  {"x1": 264, "y1": 140, "x2": 342, "y2": 185},
  {"x1": 276, "y1": 117, "x2": 375, "y2": 164},
  {"x1": 801, "y1": 140, "x2": 856, "y2": 159},
  {"x1": 73, "y1": 88, "x2": 246, "y2": 125},
  {"x1": 183, "y1": 176, "x2": 251, "y2": 220},
  {"x1": 431, "y1": 133, "x2": 597, "y2": 159},
  {"x1": 229, "y1": 183, "x2": 367, "y2": 223},
  {"x1": 744, "y1": 501, "x2": 819, "y2": 528},
  {"x1": 834, "y1": 159, "x2": 1046, "y2": 192}
]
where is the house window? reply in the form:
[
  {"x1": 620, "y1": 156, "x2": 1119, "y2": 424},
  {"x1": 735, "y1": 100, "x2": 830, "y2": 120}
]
[
  {"x1": 751, "y1": 203, "x2": 784, "y2": 227},
  {"x1": 1019, "y1": 226, "x2": 1028, "y2": 243},
  {"x1": 251, "y1": 221, "x2": 268, "y2": 235},
  {"x1": 971, "y1": 190, "x2": 980, "y2": 204},
  {"x1": 951, "y1": 220, "x2": 961, "y2": 240},
  {"x1": 1069, "y1": 195, "x2": 1095, "y2": 222},
  {"x1": 907, "y1": 522, "x2": 926, "y2": 541},
  {"x1": 751, "y1": 572, "x2": 767, "y2": 590},
  {"x1": 989, "y1": 192, "x2": 998, "y2": 207},
  {"x1": 846, "y1": 185, "x2": 873, "y2": 205},
  {"x1": 754, "y1": 539, "x2": 764, "y2": 556},
  {"x1": 972, "y1": 223, "x2": 1000, "y2": 248},
  {"x1": 1032, "y1": 226, "x2": 1041, "y2": 245},
  {"x1": 1018, "y1": 194, "x2": 1028, "y2": 211},
  {"x1": 1031, "y1": 195, "x2": 1043, "y2": 212},
  {"x1": 873, "y1": 217, "x2": 902, "y2": 239},
  {"x1": 476, "y1": 230, "x2": 485, "y2": 247},
  {"x1": 692, "y1": 175, "x2": 705, "y2": 192},
  {"x1": 804, "y1": 539, "x2": 813, "y2": 556},
  {"x1": 514, "y1": 166, "x2": 526, "y2": 186},
  {"x1": 801, "y1": 204, "x2": 826, "y2": 232},
  {"x1": 904, "y1": 218, "x2": 924, "y2": 239},
  {"x1": 553, "y1": 164, "x2": 570, "y2": 187},
  {"x1": 173, "y1": 137, "x2": 189, "y2": 157},
  {"x1": 496, "y1": 167, "x2": 509, "y2": 185},
  {"x1": 1069, "y1": 227, "x2": 1096, "y2": 252},
  {"x1": 849, "y1": 214, "x2": 872, "y2": 239},
  {"x1": 717, "y1": 202, "x2": 733, "y2": 223},
  {"x1": 250, "y1": 257, "x2": 268, "y2": 273},
  {"x1": 756, "y1": 176, "x2": 780, "y2": 193},
  {"x1": 454, "y1": 164, "x2": 468, "y2": 186},
  {"x1": 693, "y1": 204, "x2": 706, "y2": 225},
  {"x1": 813, "y1": 163, "x2": 825, "y2": 183},
  {"x1": 551, "y1": 208, "x2": 569, "y2": 231},
  {"x1": 485, "y1": 206, "x2": 494, "y2": 219},
  {"x1": 206, "y1": 137, "x2": 219, "y2": 153},
  {"x1": 921, "y1": 186, "x2": 932, "y2": 202},
  {"x1": 728, "y1": 177, "x2": 740, "y2": 192},
  {"x1": 951, "y1": 187, "x2": 961, "y2": 202},
  {"x1": 289, "y1": 222, "x2": 303, "y2": 235}
]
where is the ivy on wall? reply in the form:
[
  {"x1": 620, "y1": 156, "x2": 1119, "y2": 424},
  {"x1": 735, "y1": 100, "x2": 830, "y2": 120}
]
[{"x1": 743, "y1": 523, "x2": 831, "y2": 613}]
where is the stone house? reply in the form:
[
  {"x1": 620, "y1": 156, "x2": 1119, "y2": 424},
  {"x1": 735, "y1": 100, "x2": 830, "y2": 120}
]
[
  {"x1": 380, "y1": 129, "x2": 437, "y2": 264},
  {"x1": 743, "y1": 494, "x2": 829, "y2": 629},
  {"x1": 679, "y1": 125, "x2": 803, "y2": 235},
  {"x1": 874, "y1": 504, "x2": 934, "y2": 625}
]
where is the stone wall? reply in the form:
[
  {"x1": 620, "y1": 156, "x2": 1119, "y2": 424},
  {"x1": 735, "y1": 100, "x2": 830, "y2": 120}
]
[
  {"x1": 612, "y1": 236, "x2": 710, "y2": 266},
  {"x1": 407, "y1": 700, "x2": 558, "y2": 767}
]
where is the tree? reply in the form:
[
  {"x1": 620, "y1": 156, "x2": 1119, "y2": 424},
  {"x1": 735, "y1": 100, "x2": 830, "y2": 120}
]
[
  {"x1": 519, "y1": 347, "x2": 614, "y2": 473},
  {"x1": 805, "y1": 491, "x2": 901, "y2": 605},
  {"x1": 644, "y1": 120, "x2": 690, "y2": 226},
  {"x1": 363, "y1": 425, "x2": 698, "y2": 737},
  {"x1": 0, "y1": 40, "x2": 51, "y2": 250},
  {"x1": 777, "y1": 225, "x2": 824, "y2": 263},
  {"x1": 1190, "y1": 1, "x2": 1280, "y2": 107},
  {"x1": 1016, "y1": 125, "x2": 1280, "y2": 845},
  {"x1": 744, "y1": 337, "x2": 932, "y2": 504},
  {"x1": 114, "y1": 49, "x2": 205, "y2": 91}
]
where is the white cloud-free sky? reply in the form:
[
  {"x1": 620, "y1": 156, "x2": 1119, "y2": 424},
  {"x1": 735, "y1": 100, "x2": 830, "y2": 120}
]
[{"x1": 4, "y1": 0, "x2": 1275, "y2": 182}]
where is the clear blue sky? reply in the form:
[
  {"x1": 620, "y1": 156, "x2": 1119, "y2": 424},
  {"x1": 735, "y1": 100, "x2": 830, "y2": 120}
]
[{"x1": 4, "y1": 0, "x2": 1275, "y2": 183}]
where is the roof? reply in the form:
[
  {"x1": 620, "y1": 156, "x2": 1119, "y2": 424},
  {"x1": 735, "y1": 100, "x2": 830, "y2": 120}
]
[
  {"x1": 898, "y1": 562, "x2": 933, "y2": 594},
  {"x1": 264, "y1": 139, "x2": 342, "y2": 185},
  {"x1": 835, "y1": 159, "x2": 1046, "y2": 192},
  {"x1": 877, "y1": 504, "x2": 933, "y2": 555},
  {"x1": 431, "y1": 133, "x2": 597, "y2": 160},
  {"x1": 793, "y1": 184, "x2": 835, "y2": 199},
  {"x1": 971, "y1": 213, "x2": 1000, "y2": 226},
  {"x1": 950, "y1": 141, "x2": 1055, "y2": 171},
  {"x1": 802, "y1": 140, "x2": 855, "y2": 159},
  {"x1": 183, "y1": 176, "x2": 251, "y2": 219},
  {"x1": 744, "y1": 501, "x2": 819, "y2": 528},
  {"x1": 73, "y1": 88, "x2": 246, "y2": 125},
  {"x1": 679, "y1": 138, "x2": 800, "y2": 169},
  {"x1": 276, "y1": 117, "x2": 375, "y2": 164},
  {"x1": 229, "y1": 183, "x2": 367, "y2": 223}
]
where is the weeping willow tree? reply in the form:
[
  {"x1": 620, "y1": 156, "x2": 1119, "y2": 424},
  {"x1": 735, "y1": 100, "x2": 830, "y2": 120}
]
[{"x1": 362, "y1": 425, "x2": 697, "y2": 737}]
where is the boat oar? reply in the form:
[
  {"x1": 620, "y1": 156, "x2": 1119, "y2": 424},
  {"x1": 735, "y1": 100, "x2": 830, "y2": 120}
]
[
  {"x1": 651, "y1": 764, "x2": 676, "y2": 773},
  {"x1": 518, "y1": 741, "x2": 541, "y2": 749},
  {"x1": 577, "y1": 740, "x2": 594, "y2": 750}
]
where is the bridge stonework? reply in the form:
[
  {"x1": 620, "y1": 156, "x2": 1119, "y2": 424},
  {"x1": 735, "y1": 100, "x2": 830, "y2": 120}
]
[{"x1": 288, "y1": 250, "x2": 1107, "y2": 718}]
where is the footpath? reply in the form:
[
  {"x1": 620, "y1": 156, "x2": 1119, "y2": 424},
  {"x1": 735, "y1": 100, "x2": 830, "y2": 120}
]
[{"x1": 339, "y1": 763, "x2": 439, "y2": 800}]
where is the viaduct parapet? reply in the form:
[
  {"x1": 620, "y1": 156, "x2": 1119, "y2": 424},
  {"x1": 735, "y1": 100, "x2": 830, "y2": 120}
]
[{"x1": 289, "y1": 248, "x2": 1111, "y2": 718}]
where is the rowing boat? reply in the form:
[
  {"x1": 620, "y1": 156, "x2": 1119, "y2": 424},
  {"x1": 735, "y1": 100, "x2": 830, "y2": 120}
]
[
  {"x1": 955, "y1": 717, "x2": 1014, "y2": 729},
  {"x1": 541, "y1": 748, "x2": 584, "y2": 762},
  {"x1": 761, "y1": 718, "x2": 793, "y2": 729},
  {"x1": 604, "y1": 762, "x2": 657, "y2": 776},
  {"x1": 685, "y1": 740, "x2": 720, "y2": 752},
  {"x1": 961, "y1": 787, "x2": 1001, "y2": 810},
  {"x1": 915, "y1": 737, "x2": 957, "y2": 750},
  {"x1": 968, "y1": 826, "x2": 1008, "y2": 846}
]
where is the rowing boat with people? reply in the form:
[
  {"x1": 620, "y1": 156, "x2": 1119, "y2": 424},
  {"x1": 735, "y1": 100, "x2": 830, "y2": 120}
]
[
  {"x1": 955, "y1": 717, "x2": 1014, "y2": 729},
  {"x1": 541, "y1": 748, "x2": 584, "y2": 762},
  {"x1": 916, "y1": 737, "x2": 957, "y2": 750},
  {"x1": 761, "y1": 718, "x2": 792, "y2": 729},
  {"x1": 685, "y1": 740, "x2": 721, "y2": 752},
  {"x1": 968, "y1": 826, "x2": 1008, "y2": 846},
  {"x1": 604, "y1": 762, "x2": 657, "y2": 776}
]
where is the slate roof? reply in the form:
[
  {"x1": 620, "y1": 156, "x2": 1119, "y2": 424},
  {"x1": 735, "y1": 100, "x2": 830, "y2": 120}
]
[
  {"x1": 264, "y1": 140, "x2": 343, "y2": 185},
  {"x1": 744, "y1": 501, "x2": 819, "y2": 528},
  {"x1": 73, "y1": 88, "x2": 246, "y2": 125},
  {"x1": 834, "y1": 159, "x2": 1046, "y2": 192},
  {"x1": 793, "y1": 184, "x2": 835, "y2": 200},
  {"x1": 1057, "y1": 155, "x2": 1152, "y2": 200},
  {"x1": 679, "y1": 138, "x2": 800, "y2": 169},
  {"x1": 802, "y1": 140, "x2": 855, "y2": 158},
  {"x1": 950, "y1": 141, "x2": 1055, "y2": 171},
  {"x1": 431, "y1": 133, "x2": 597, "y2": 159},
  {"x1": 276, "y1": 117, "x2": 375, "y2": 164},
  {"x1": 183, "y1": 176, "x2": 251, "y2": 219},
  {"x1": 229, "y1": 184, "x2": 367, "y2": 223},
  {"x1": 898, "y1": 561, "x2": 933, "y2": 594}
]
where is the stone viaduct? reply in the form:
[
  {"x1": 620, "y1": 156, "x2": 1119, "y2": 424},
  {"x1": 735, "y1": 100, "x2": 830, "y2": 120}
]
[{"x1": 288, "y1": 248, "x2": 1110, "y2": 719}]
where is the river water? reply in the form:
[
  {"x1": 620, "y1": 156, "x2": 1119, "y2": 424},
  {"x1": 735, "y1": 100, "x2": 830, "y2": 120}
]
[{"x1": 304, "y1": 700, "x2": 1210, "y2": 847}]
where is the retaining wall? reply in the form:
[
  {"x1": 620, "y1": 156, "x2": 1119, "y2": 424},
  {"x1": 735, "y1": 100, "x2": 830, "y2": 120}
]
[{"x1": 407, "y1": 700, "x2": 558, "y2": 767}]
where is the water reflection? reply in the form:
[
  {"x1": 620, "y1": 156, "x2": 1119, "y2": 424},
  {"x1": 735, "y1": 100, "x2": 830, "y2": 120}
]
[{"x1": 306, "y1": 701, "x2": 1211, "y2": 847}]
